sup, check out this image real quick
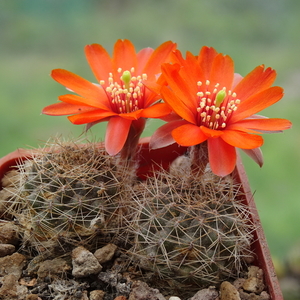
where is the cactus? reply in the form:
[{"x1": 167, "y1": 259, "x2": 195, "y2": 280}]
[
  {"x1": 127, "y1": 156, "x2": 255, "y2": 295},
  {"x1": 1, "y1": 138, "x2": 256, "y2": 297},
  {"x1": 3, "y1": 138, "x2": 134, "y2": 254}
]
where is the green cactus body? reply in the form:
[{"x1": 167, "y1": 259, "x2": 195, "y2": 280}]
[
  {"x1": 4, "y1": 140, "x2": 132, "y2": 254},
  {"x1": 128, "y1": 158, "x2": 255, "y2": 293}
]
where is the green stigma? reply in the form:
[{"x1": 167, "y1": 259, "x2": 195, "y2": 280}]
[
  {"x1": 122, "y1": 70, "x2": 131, "y2": 90},
  {"x1": 215, "y1": 90, "x2": 226, "y2": 107}
]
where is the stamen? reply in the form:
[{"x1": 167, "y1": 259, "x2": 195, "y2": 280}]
[
  {"x1": 102, "y1": 67, "x2": 147, "y2": 114},
  {"x1": 195, "y1": 80, "x2": 240, "y2": 130}
]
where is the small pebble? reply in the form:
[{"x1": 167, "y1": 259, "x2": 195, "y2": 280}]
[
  {"x1": 0, "y1": 252, "x2": 26, "y2": 279},
  {"x1": 189, "y1": 286, "x2": 219, "y2": 300},
  {"x1": 72, "y1": 246, "x2": 102, "y2": 278},
  {"x1": 0, "y1": 274, "x2": 28, "y2": 299},
  {"x1": 94, "y1": 243, "x2": 118, "y2": 264},
  {"x1": 90, "y1": 290, "x2": 105, "y2": 300},
  {"x1": 114, "y1": 296, "x2": 127, "y2": 300},
  {"x1": 0, "y1": 222, "x2": 19, "y2": 245},
  {"x1": 37, "y1": 258, "x2": 71, "y2": 279},
  {"x1": 128, "y1": 280, "x2": 166, "y2": 300},
  {"x1": 220, "y1": 281, "x2": 241, "y2": 300},
  {"x1": 25, "y1": 294, "x2": 41, "y2": 300},
  {"x1": 0, "y1": 243, "x2": 15, "y2": 257}
]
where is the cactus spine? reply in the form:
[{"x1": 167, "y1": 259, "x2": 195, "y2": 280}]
[
  {"x1": 3, "y1": 139, "x2": 133, "y2": 254},
  {"x1": 1, "y1": 139, "x2": 256, "y2": 297},
  {"x1": 127, "y1": 156, "x2": 255, "y2": 294}
]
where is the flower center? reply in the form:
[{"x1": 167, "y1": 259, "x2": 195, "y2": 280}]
[
  {"x1": 196, "y1": 80, "x2": 240, "y2": 130},
  {"x1": 100, "y1": 67, "x2": 147, "y2": 114}
]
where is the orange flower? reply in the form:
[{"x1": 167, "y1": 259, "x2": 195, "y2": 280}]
[
  {"x1": 151, "y1": 47, "x2": 292, "y2": 176},
  {"x1": 42, "y1": 39, "x2": 176, "y2": 156}
]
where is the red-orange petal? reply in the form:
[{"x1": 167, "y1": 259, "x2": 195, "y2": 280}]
[
  {"x1": 172, "y1": 124, "x2": 208, "y2": 146},
  {"x1": 242, "y1": 148, "x2": 264, "y2": 167},
  {"x1": 200, "y1": 126, "x2": 224, "y2": 138},
  {"x1": 84, "y1": 44, "x2": 113, "y2": 82},
  {"x1": 58, "y1": 94, "x2": 110, "y2": 110},
  {"x1": 232, "y1": 118, "x2": 292, "y2": 132},
  {"x1": 221, "y1": 130, "x2": 263, "y2": 149},
  {"x1": 143, "y1": 88, "x2": 161, "y2": 108},
  {"x1": 142, "y1": 41, "x2": 177, "y2": 79},
  {"x1": 171, "y1": 49, "x2": 186, "y2": 65},
  {"x1": 230, "y1": 86, "x2": 284, "y2": 123},
  {"x1": 161, "y1": 86, "x2": 196, "y2": 124},
  {"x1": 161, "y1": 63, "x2": 198, "y2": 113},
  {"x1": 68, "y1": 110, "x2": 116, "y2": 124},
  {"x1": 142, "y1": 80, "x2": 162, "y2": 95},
  {"x1": 198, "y1": 46, "x2": 218, "y2": 78},
  {"x1": 112, "y1": 40, "x2": 137, "y2": 76},
  {"x1": 105, "y1": 116, "x2": 132, "y2": 156},
  {"x1": 137, "y1": 47, "x2": 154, "y2": 74},
  {"x1": 232, "y1": 73, "x2": 243, "y2": 89},
  {"x1": 150, "y1": 120, "x2": 188, "y2": 149},
  {"x1": 209, "y1": 53, "x2": 234, "y2": 92},
  {"x1": 118, "y1": 109, "x2": 143, "y2": 120},
  {"x1": 51, "y1": 69, "x2": 106, "y2": 106},
  {"x1": 233, "y1": 65, "x2": 277, "y2": 101},
  {"x1": 208, "y1": 138, "x2": 237, "y2": 177},
  {"x1": 42, "y1": 102, "x2": 95, "y2": 116},
  {"x1": 179, "y1": 51, "x2": 204, "y2": 85},
  {"x1": 141, "y1": 103, "x2": 172, "y2": 118}
]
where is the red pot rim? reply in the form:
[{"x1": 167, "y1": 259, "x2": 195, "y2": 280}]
[{"x1": 234, "y1": 156, "x2": 283, "y2": 300}]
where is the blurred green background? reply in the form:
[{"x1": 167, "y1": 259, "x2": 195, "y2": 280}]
[{"x1": 1, "y1": 0, "x2": 299, "y2": 296}]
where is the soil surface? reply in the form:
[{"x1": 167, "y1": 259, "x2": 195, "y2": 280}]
[{"x1": 0, "y1": 222, "x2": 270, "y2": 300}]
